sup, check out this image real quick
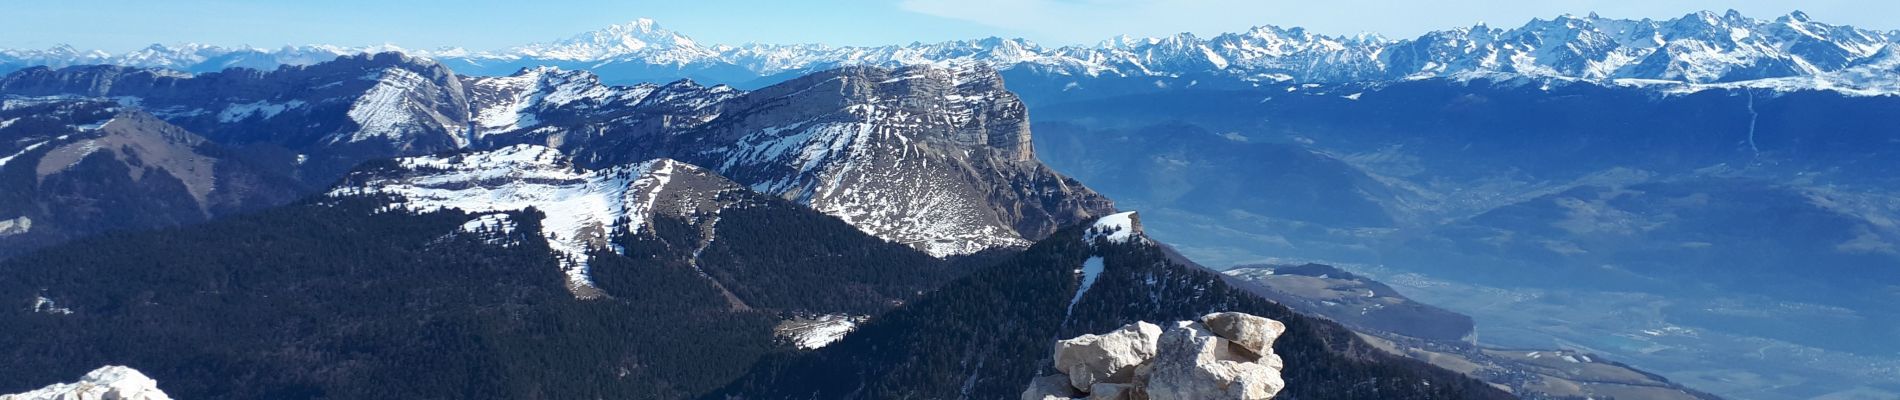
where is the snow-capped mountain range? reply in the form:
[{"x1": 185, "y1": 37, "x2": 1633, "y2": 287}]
[
  {"x1": 1, "y1": 52, "x2": 1113, "y2": 268},
  {"x1": 7, "y1": 11, "x2": 1900, "y2": 93}
]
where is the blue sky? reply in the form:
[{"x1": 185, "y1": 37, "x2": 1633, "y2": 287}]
[{"x1": 7, "y1": 0, "x2": 1899, "y2": 52}]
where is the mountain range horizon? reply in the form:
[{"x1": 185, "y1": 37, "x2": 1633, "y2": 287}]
[
  {"x1": 11, "y1": 8, "x2": 1900, "y2": 99},
  {"x1": 2, "y1": 4, "x2": 1897, "y2": 400},
  {"x1": 2, "y1": 9, "x2": 1874, "y2": 54}
]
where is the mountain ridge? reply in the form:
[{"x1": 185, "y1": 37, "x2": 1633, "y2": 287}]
[
  {"x1": 7, "y1": 10, "x2": 1900, "y2": 93},
  {"x1": 0, "y1": 55, "x2": 1114, "y2": 260}
]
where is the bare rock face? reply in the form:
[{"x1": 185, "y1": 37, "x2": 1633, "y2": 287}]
[
  {"x1": 1023, "y1": 313, "x2": 1287, "y2": 400},
  {"x1": 678, "y1": 65, "x2": 1114, "y2": 257},
  {"x1": 1053, "y1": 321, "x2": 1164, "y2": 391},
  {"x1": 502, "y1": 65, "x2": 1116, "y2": 258}
]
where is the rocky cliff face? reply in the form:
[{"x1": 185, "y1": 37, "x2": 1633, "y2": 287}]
[
  {"x1": 465, "y1": 64, "x2": 1115, "y2": 256},
  {"x1": 0, "y1": 366, "x2": 172, "y2": 400},
  {"x1": 678, "y1": 65, "x2": 1111, "y2": 256},
  {"x1": 1025, "y1": 312, "x2": 1288, "y2": 400},
  {"x1": 0, "y1": 56, "x2": 1111, "y2": 260}
]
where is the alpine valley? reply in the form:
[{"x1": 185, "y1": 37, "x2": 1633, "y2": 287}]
[{"x1": 1, "y1": 8, "x2": 1897, "y2": 400}]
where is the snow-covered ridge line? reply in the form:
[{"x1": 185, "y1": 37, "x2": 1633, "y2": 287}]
[
  {"x1": 326, "y1": 144, "x2": 717, "y2": 298},
  {"x1": 8, "y1": 10, "x2": 1900, "y2": 94}
]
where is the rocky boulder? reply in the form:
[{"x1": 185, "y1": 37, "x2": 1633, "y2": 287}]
[
  {"x1": 1053, "y1": 321, "x2": 1163, "y2": 391},
  {"x1": 0, "y1": 365, "x2": 173, "y2": 400},
  {"x1": 1085, "y1": 383, "x2": 1137, "y2": 400},
  {"x1": 1023, "y1": 374, "x2": 1084, "y2": 400},
  {"x1": 1144, "y1": 321, "x2": 1285, "y2": 400},
  {"x1": 1201, "y1": 312, "x2": 1286, "y2": 357},
  {"x1": 1022, "y1": 312, "x2": 1287, "y2": 400}
]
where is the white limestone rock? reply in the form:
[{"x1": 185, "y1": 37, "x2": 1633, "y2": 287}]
[
  {"x1": 0, "y1": 365, "x2": 173, "y2": 400},
  {"x1": 1144, "y1": 321, "x2": 1285, "y2": 400},
  {"x1": 1053, "y1": 321, "x2": 1164, "y2": 391},
  {"x1": 1201, "y1": 312, "x2": 1286, "y2": 357},
  {"x1": 1026, "y1": 312, "x2": 1288, "y2": 400}
]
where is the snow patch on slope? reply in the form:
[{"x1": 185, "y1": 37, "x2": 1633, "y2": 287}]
[
  {"x1": 216, "y1": 100, "x2": 305, "y2": 122},
  {"x1": 345, "y1": 68, "x2": 428, "y2": 143},
  {"x1": 1085, "y1": 211, "x2": 1144, "y2": 245},
  {"x1": 328, "y1": 144, "x2": 692, "y2": 297},
  {"x1": 29, "y1": 295, "x2": 70, "y2": 315},
  {"x1": 1070, "y1": 256, "x2": 1106, "y2": 314},
  {"x1": 0, "y1": 216, "x2": 29, "y2": 237},
  {"x1": 0, "y1": 141, "x2": 51, "y2": 168},
  {"x1": 458, "y1": 213, "x2": 519, "y2": 247},
  {"x1": 468, "y1": 67, "x2": 620, "y2": 136},
  {"x1": 774, "y1": 314, "x2": 866, "y2": 350},
  {"x1": 459, "y1": 213, "x2": 516, "y2": 235},
  {"x1": 340, "y1": 68, "x2": 464, "y2": 146}
]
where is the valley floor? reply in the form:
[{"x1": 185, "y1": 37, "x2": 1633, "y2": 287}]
[{"x1": 1344, "y1": 264, "x2": 1900, "y2": 400}]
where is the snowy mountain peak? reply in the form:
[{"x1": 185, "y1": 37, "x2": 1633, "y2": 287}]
[
  {"x1": 8, "y1": 10, "x2": 1900, "y2": 94},
  {"x1": 506, "y1": 18, "x2": 708, "y2": 62},
  {"x1": 331, "y1": 145, "x2": 748, "y2": 298},
  {"x1": 0, "y1": 365, "x2": 173, "y2": 400}
]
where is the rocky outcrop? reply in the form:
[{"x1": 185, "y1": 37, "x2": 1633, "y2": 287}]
[
  {"x1": 1201, "y1": 311, "x2": 1286, "y2": 357},
  {"x1": 1144, "y1": 317, "x2": 1285, "y2": 400},
  {"x1": 1025, "y1": 312, "x2": 1287, "y2": 400},
  {"x1": 0, "y1": 365, "x2": 172, "y2": 400},
  {"x1": 1053, "y1": 321, "x2": 1164, "y2": 391}
]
